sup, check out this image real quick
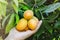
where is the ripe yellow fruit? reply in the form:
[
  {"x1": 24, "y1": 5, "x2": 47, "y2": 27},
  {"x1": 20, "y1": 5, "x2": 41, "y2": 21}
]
[
  {"x1": 28, "y1": 19, "x2": 38, "y2": 30},
  {"x1": 24, "y1": 27, "x2": 29, "y2": 31},
  {"x1": 16, "y1": 18, "x2": 27, "y2": 31},
  {"x1": 33, "y1": 16, "x2": 39, "y2": 23},
  {"x1": 24, "y1": 10, "x2": 34, "y2": 20}
]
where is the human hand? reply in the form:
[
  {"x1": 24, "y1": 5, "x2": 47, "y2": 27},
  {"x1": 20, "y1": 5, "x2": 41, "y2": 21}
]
[{"x1": 5, "y1": 20, "x2": 42, "y2": 40}]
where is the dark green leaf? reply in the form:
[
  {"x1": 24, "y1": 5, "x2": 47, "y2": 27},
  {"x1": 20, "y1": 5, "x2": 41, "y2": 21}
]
[
  {"x1": 33, "y1": 20, "x2": 46, "y2": 39},
  {"x1": 24, "y1": 0, "x2": 35, "y2": 7},
  {"x1": 18, "y1": 10, "x2": 24, "y2": 18},
  {"x1": 54, "y1": 21, "x2": 60, "y2": 29},
  {"x1": 36, "y1": 0, "x2": 46, "y2": 6},
  {"x1": 34, "y1": 10, "x2": 41, "y2": 20}
]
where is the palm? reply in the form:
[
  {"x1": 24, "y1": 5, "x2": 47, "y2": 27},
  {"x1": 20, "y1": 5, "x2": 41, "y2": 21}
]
[{"x1": 5, "y1": 20, "x2": 42, "y2": 40}]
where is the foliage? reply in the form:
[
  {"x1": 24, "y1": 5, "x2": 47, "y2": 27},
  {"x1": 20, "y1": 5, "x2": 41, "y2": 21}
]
[
  {"x1": 5, "y1": 13, "x2": 15, "y2": 34},
  {"x1": 1, "y1": 0, "x2": 60, "y2": 40},
  {"x1": 0, "y1": 36, "x2": 3, "y2": 40},
  {"x1": 18, "y1": 0, "x2": 60, "y2": 40},
  {"x1": 0, "y1": 0, "x2": 7, "y2": 17}
]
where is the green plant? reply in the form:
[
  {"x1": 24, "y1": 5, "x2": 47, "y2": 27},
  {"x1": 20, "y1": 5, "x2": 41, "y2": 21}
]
[
  {"x1": 2, "y1": 0, "x2": 19, "y2": 34},
  {"x1": 18, "y1": 0, "x2": 60, "y2": 40},
  {"x1": 2, "y1": 0, "x2": 60, "y2": 40},
  {"x1": 0, "y1": 0, "x2": 7, "y2": 17}
]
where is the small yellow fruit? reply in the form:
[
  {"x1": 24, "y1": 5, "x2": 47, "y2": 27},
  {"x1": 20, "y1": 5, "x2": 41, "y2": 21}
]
[
  {"x1": 28, "y1": 19, "x2": 38, "y2": 30},
  {"x1": 24, "y1": 27, "x2": 29, "y2": 31},
  {"x1": 33, "y1": 16, "x2": 39, "y2": 23},
  {"x1": 16, "y1": 18, "x2": 27, "y2": 31},
  {"x1": 24, "y1": 10, "x2": 34, "y2": 20}
]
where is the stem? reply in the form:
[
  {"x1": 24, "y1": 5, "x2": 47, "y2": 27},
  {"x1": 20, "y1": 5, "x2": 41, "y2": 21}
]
[
  {"x1": 32, "y1": 0, "x2": 36, "y2": 10},
  {"x1": 40, "y1": 11, "x2": 44, "y2": 20}
]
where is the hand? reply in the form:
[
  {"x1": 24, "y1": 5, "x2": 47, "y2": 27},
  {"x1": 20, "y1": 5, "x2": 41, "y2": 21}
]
[{"x1": 5, "y1": 20, "x2": 42, "y2": 40}]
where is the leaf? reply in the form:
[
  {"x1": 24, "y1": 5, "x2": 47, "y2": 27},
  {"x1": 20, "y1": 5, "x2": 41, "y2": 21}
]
[
  {"x1": 54, "y1": 0, "x2": 58, "y2": 3},
  {"x1": 18, "y1": 0, "x2": 24, "y2": 3},
  {"x1": 15, "y1": 14, "x2": 20, "y2": 24},
  {"x1": 24, "y1": 0, "x2": 35, "y2": 7},
  {"x1": 13, "y1": 0, "x2": 18, "y2": 7},
  {"x1": 53, "y1": 38, "x2": 56, "y2": 40},
  {"x1": 19, "y1": 3, "x2": 31, "y2": 11},
  {"x1": 33, "y1": 20, "x2": 45, "y2": 39},
  {"x1": 34, "y1": 10, "x2": 41, "y2": 20},
  {"x1": 33, "y1": 26, "x2": 45, "y2": 40},
  {"x1": 54, "y1": 21, "x2": 60, "y2": 29},
  {"x1": 43, "y1": 3, "x2": 60, "y2": 13},
  {"x1": 42, "y1": 20, "x2": 52, "y2": 34},
  {"x1": 0, "y1": 1, "x2": 7, "y2": 17},
  {"x1": 36, "y1": 0, "x2": 46, "y2": 6},
  {"x1": 18, "y1": 10, "x2": 24, "y2": 18},
  {"x1": 58, "y1": 36, "x2": 60, "y2": 40},
  {"x1": 12, "y1": 3, "x2": 18, "y2": 13},
  {"x1": 5, "y1": 13, "x2": 15, "y2": 34},
  {"x1": 2, "y1": 14, "x2": 10, "y2": 28},
  {"x1": 0, "y1": 0, "x2": 8, "y2": 4},
  {"x1": 24, "y1": 0, "x2": 46, "y2": 7},
  {"x1": 0, "y1": 36, "x2": 3, "y2": 40}
]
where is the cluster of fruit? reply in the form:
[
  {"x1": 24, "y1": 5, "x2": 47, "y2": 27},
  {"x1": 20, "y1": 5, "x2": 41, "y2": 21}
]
[{"x1": 16, "y1": 10, "x2": 39, "y2": 31}]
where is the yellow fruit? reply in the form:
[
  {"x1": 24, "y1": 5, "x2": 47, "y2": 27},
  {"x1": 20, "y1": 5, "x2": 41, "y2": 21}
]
[
  {"x1": 33, "y1": 16, "x2": 39, "y2": 23},
  {"x1": 28, "y1": 19, "x2": 38, "y2": 30},
  {"x1": 24, "y1": 10, "x2": 34, "y2": 20},
  {"x1": 24, "y1": 27, "x2": 29, "y2": 31},
  {"x1": 16, "y1": 18, "x2": 27, "y2": 31}
]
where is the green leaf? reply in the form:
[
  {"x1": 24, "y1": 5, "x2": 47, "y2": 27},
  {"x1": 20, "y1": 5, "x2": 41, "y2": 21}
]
[
  {"x1": 2, "y1": 14, "x2": 10, "y2": 28},
  {"x1": 24, "y1": 0, "x2": 46, "y2": 7},
  {"x1": 43, "y1": 3, "x2": 60, "y2": 13},
  {"x1": 15, "y1": 14, "x2": 20, "y2": 24},
  {"x1": 12, "y1": 3, "x2": 18, "y2": 13},
  {"x1": 0, "y1": 0, "x2": 8, "y2": 4},
  {"x1": 13, "y1": 0, "x2": 18, "y2": 7},
  {"x1": 0, "y1": 36, "x2": 3, "y2": 40},
  {"x1": 19, "y1": 3, "x2": 31, "y2": 11},
  {"x1": 54, "y1": 0, "x2": 58, "y2": 3},
  {"x1": 5, "y1": 13, "x2": 15, "y2": 34},
  {"x1": 33, "y1": 20, "x2": 45, "y2": 39},
  {"x1": 33, "y1": 26, "x2": 45, "y2": 40},
  {"x1": 36, "y1": 0, "x2": 46, "y2": 6},
  {"x1": 18, "y1": 10, "x2": 24, "y2": 18},
  {"x1": 54, "y1": 21, "x2": 60, "y2": 29},
  {"x1": 53, "y1": 38, "x2": 56, "y2": 40},
  {"x1": 45, "y1": 25, "x2": 53, "y2": 34},
  {"x1": 24, "y1": 0, "x2": 35, "y2": 7},
  {"x1": 18, "y1": 0, "x2": 24, "y2": 3},
  {"x1": 34, "y1": 10, "x2": 41, "y2": 20},
  {"x1": 43, "y1": 20, "x2": 52, "y2": 34},
  {"x1": 0, "y1": 1, "x2": 7, "y2": 17},
  {"x1": 58, "y1": 36, "x2": 60, "y2": 40}
]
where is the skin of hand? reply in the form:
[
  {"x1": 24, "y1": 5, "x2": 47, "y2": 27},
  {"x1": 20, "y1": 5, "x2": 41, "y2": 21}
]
[{"x1": 5, "y1": 20, "x2": 42, "y2": 40}]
